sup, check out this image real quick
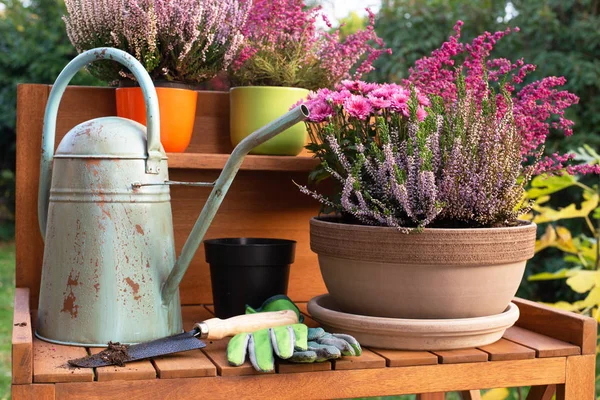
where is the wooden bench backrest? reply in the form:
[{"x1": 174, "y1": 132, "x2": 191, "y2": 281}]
[{"x1": 16, "y1": 84, "x2": 325, "y2": 306}]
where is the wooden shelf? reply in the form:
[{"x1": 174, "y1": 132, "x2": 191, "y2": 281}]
[{"x1": 166, "y1": 152, "x2": 319, "y2": 171}]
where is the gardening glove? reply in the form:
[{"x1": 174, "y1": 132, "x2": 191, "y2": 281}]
[
  {"x1": 227, "y1": 323, "x2": 308, "y2": 372},
  {"x1": 290, "y1": 327, "x2": 362, "y2": 363},
  {"x1": 227, "y1": 295, "x2": 361, "y2": 371}
]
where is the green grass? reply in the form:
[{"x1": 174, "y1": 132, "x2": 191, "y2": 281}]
[{"x1": 0, "y1": 242, "x2": 15, "y2": 400}]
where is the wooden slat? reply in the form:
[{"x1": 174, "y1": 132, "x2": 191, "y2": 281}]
[
  {"x1": 556, "y1": 355, "x2": 595, "y2": 400},
  {"x1": 90, "y1": 347, "x2": 156, "y2": 381},
  {"x1": 11, "y1": 383, "x2": 55, "y2": 400},
  {"x1": 513, "y1": 297, "x2": 597, "y2": 355},
  {"x1": 527, "y1": 385, "x2": 556, "y2": 400},
  {"x1": 370, "y1": 349, "x2": 439, "y2": 367},
  {"x1": 33, "y1": 336, "x2": 93, "y2": 383},
  {"x1": 12, "y1": 288, "x2": 33, "y2": 384},
  {"x1": 167, "y1": 153, "x2": 318, "y2": 171},
  {"x1": 152, "y1": 350, "x2": 217, "y2": 379},
  {"x1": 276, "y1": 359, "x2": 331, "y2": 374},
  {"x1": 54, "y1": 357, "x2": 567, "y2": 400},
  {"x1": 503, "y1": 326, "x2": 580, "y2": 358},
  {"x1": 15, "y1": 84, "x2": 48, "y2": 307},
  {"x1": 432, "y1": 348, "x2": 488, "y2": 364},
  {"x1": 477, "y1": 338, "x2": 536, "y2": 361},
  {"x1": 333, "y1": 348, "x2": 386, "y2": 370}
]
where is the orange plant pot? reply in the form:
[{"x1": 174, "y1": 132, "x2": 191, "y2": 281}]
[{"x1": 116, "y1": 86, "x2": 198, "y2": 152}]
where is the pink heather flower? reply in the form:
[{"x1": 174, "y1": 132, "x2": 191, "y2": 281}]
[{"x1": 344, "y1": 94, "x2": 373, "y2": 120}]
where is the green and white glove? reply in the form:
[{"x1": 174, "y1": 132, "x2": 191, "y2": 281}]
[{"x1": 226, "y1": 295, "x2": 362, "y2": 372}]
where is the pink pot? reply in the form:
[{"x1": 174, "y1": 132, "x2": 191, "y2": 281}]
[{"x1": 310, "y1": 217, "x2": 537, "y2": 319}]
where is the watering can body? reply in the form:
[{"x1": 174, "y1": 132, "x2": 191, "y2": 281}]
[
  {"x1": 37, "y1": 117, "x2": 182, "y2": 345},
  {"x1": 36, "y1": 48, "x2": 308, "y2": 346}
]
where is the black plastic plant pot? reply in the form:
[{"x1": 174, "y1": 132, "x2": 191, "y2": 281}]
[{"x1": 204, "y1": 238, "x2": 296, "y2": 318}]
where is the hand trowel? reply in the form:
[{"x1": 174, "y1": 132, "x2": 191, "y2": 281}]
[{"x1": 68, "y1": 310, "x2": 298, "y2": 367}]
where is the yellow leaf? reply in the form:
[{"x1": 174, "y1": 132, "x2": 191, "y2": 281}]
[
  {"x1": 533, "y1": 193, "x2": 599, "y2": 224},
  {"x1": 543, "y1": 301, "x2": 584, "y2": 312},
  {"x1": 581, "y1": 286, "x2": 600, "y2": 308},
  {"x1": 528, "y1": 268, "x2": 572, "y2": 281},
  {"x1": 535, "y1": 225, "x2": 557, "y2": 253},
  {"x1": 554, "y1": 226, "x2": 580, "y2": 254},
  {"x1": 566, "y1": 270, "x2": 597, "y2": 293},
  {"x1": 482, "y1": 388, "x2": 509, "y2": 400}
]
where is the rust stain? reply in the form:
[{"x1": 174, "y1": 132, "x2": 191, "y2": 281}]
[
  {"x1": 93, "y1": 283, "x2": 100, "y2": 294},
  {"x1": 61, "y1": 270, "x2": 80, "y2": 319},
  {"x1": 124, "y1": 277, "x2": 141, "y2": 301},
  {"x1": 146, "y1": 260, "x2": 150, "y2": 269},
  {"x1": 61, "y1": 292, "x2": 79, "y2": 319},
  {"x1": 135, "y1": 225, "x2": 145, "y2": 235}
]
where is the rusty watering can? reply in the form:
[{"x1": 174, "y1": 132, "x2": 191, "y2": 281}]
[{"x1": 35, "y1": 48, "x2": 309, "y2": 346}]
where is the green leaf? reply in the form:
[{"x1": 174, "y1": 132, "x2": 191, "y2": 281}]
[{"x1": 527, "y1": 174, "x2": 577, "y2": 199}]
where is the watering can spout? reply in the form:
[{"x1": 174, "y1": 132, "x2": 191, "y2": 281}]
[{"x1": 161, "y1": 104, "x2": 310, "y2": 306}]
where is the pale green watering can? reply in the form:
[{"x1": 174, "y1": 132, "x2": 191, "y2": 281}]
[{"x1": 36, "y1": 48, "x2": 309, "y2": 346}]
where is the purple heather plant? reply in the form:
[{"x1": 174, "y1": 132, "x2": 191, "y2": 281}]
[
  {"x1": 229, "y1": 1, "x2": 391, "y2": 90},
  {"x1": 297, "y1": 78, "x2": 531, "y2": 229},
  {"x1": 63, "y1": 0, "x2": 250, "y2": 84}
]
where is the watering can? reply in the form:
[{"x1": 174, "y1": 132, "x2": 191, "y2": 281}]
[{"x1": 35, "y1": 48, "x2": 309, "y2": 346}]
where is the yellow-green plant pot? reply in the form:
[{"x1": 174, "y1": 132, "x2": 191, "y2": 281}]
[{"x1": 230, "y1": 86, "x2": 309, "y2": 156}]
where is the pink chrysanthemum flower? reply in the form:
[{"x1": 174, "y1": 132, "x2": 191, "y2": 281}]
[{"x1": 344, "y1": 95, "x2": 373, "y2": 120}]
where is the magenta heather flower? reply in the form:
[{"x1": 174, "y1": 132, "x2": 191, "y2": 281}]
[
  {"x1": 230, "y1": 2, "x2": 391, "y2": 90},
  {"x1": 344, "y1": 95, "x2": 373, "y2": 120},
  {"x1": 406, "y1": 21, "x2": 584, "y2": 175}
]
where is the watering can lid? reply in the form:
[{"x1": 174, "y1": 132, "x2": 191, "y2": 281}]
[{"x1": 55, "y1": 116, "x2": 167, "y2": 159}]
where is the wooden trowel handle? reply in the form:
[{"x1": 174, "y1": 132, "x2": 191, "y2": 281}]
[{"x1": 194, "y1": 310, "x2": 299, "y2": 340}]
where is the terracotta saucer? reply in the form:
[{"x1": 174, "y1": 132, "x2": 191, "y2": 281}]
[{"x1": 307, "y1": 294, "x2": 519, "y2": 350}]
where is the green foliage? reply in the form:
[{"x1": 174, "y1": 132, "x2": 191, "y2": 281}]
[
  {"x1": 0, "y1": 243, "x2": 15, "y2": 400},
  {"x1": 371, "y1": 0, "x2": 600, "y2": 153},
  {"x1": 0, "y1": 0, "x2": 103, "y2": 236},
  {"x1": 525, "y1": 146, "x2": 600, "y2": 318}
]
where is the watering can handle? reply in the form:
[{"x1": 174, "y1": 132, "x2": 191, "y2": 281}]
[{"x1": 38, "y1": 48, "x2": 162, "y2": 237}]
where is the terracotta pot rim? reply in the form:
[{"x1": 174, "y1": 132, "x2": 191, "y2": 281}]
[
  {"x1": 230, "y1": 86, "x2": 309, "y2": 93},
  {"x1": 310, "y1": 215, "x2": 536, "y2": 233},
  {"x1": 308, "y1": 294, "x2": 519, "y2": 334},
  {"x1": 117, "y1": 79, "x2": 200, "y2": 91}
]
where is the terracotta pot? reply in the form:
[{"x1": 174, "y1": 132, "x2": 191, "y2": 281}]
[
  {"x1": 308, "y1": 294, "x2": 519, "y2": 350},
  {"x1": 230, "y1": 86, "x2": 309, "y2": 156},
  {"x1": 116, "y1": 84, "x2": 198, "y2": 152},
  {"x1": 310, "y1": 217, "x2": 537, "y2": 319}
]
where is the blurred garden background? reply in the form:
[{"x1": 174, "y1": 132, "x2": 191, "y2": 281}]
[{"x1": 0, "y1": 0, "x2": 598, "y2": 398}]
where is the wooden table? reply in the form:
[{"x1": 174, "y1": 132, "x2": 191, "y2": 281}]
[{"x1": 12, "y1": 287, "x2": 597, "y2": 400}]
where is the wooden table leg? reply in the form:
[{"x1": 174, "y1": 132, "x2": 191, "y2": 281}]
[
  {"x1": 556, "y1": 355, "x2": 595, "y2": 400},
  {"x1": 417, "y1": 393, "x2": 445, "y2": 400},
  {"x1": 527, "y1": 385, "x2": 556, "y2": 400},
  {"x1": 461, "y1": 390, "x2": 481, "y2": 400}
]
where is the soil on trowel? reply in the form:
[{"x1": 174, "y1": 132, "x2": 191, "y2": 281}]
[
  {"x1": 69, "y1": 341, "x2": 131, "y2": 368},
  {"x1": 100, "y1": 341, "x2": 131, "y2": 367}
]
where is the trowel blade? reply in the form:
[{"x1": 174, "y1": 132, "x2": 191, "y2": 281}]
[{"x1": 68, "y1": 330, "x2": 206, "y2": 368}]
